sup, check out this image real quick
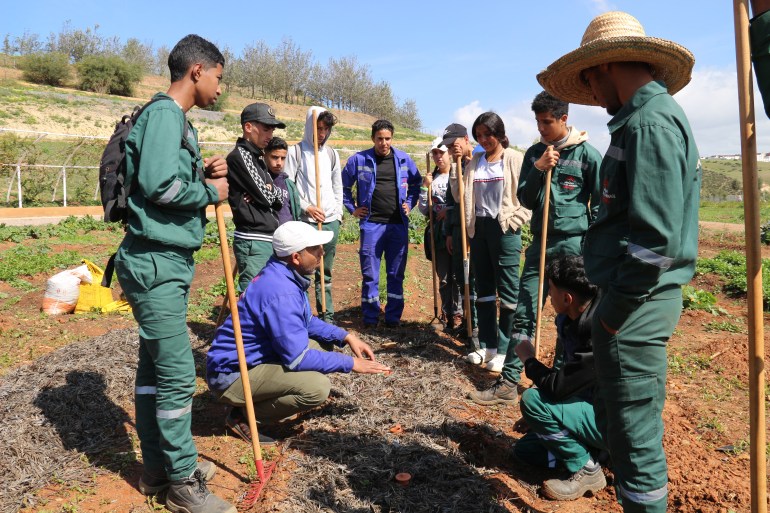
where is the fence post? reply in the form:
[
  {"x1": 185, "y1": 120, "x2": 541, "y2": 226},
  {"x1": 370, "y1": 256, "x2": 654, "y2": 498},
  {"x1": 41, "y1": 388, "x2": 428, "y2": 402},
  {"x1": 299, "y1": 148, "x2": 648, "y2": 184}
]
[
  {"x1": 16, "y1": 164, "x2": 22, "y2": 209},
  {"x1": 62, "y1": 166, "x2": 67, "y2": 207}
]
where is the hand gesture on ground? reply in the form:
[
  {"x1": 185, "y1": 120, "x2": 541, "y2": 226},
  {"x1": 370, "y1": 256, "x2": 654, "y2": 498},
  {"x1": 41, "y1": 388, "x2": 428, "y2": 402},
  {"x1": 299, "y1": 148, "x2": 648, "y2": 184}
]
[{"x1": 345, "y1": 334, "x2": 391, "y2": 374}]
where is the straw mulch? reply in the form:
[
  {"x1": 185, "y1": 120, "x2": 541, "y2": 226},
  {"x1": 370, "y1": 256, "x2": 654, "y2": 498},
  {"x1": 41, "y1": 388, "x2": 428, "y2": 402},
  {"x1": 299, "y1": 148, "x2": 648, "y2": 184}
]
[
  {"x1": 274, "y1": 328, "x2": 508, "y2": 512},
  {"x1": 0, "y1": 328, "x2": 142, "y2": 513},
  {"x1": 0, "y1": 325, "x2": 512, "y2": 513}
]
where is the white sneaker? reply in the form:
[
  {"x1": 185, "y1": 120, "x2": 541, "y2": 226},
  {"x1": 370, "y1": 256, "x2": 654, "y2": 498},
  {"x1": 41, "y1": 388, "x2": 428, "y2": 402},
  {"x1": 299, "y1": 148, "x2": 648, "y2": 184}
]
[
  {"x1": 484, "y1": 354, "x2": 505, "y2": 373},
  {"x1": 466, "y1": 348, "x2": 495, "y2": 365},
  {"x1": 465, "y1": 348, "x2": 486, "y2": 364}
]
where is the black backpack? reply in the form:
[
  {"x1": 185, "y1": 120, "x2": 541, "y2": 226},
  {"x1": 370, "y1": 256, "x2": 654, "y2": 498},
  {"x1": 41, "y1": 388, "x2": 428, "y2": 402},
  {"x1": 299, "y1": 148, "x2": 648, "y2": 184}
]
[{"x1": 99, "y1": 96, "x2": 199, "y2": 223}]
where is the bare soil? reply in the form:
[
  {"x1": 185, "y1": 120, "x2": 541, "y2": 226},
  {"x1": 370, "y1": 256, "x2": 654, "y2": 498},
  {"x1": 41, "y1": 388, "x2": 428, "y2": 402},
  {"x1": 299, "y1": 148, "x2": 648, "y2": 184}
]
[{"x1": 3, "y1": 225, "x2": 769, "y2": 513}]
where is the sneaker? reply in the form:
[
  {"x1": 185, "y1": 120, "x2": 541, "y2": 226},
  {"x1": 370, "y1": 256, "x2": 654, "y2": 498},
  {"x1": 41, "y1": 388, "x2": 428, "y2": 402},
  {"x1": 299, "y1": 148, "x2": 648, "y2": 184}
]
[
  {"x1": 483, "y1": 354, "x2": 505, "y2": 373},
  {"x1": 225, "y1": 408, "x2": 276, "y2": 445},
  {"x1": 465, "y1": 348, "x2": 492, "y2": 365},
  {"x1": 541, "y1": 462, "x2": 607, "y2": 501},
  {"x1": 467, "y1": 377, "x2": 518, "y2": 405},
  {"x1": 166, "y1": 468, "x2": 236, "y2": 513},
  {"x1": 139, "y1": 460, "x2": 217, "y2": 495}
]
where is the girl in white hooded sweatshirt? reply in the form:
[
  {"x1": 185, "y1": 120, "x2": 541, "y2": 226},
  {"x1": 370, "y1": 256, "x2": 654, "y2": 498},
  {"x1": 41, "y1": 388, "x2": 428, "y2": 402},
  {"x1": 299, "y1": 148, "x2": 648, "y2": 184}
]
[{"x1": 284, "y1": 106, "x2": 343, "y2": 323}]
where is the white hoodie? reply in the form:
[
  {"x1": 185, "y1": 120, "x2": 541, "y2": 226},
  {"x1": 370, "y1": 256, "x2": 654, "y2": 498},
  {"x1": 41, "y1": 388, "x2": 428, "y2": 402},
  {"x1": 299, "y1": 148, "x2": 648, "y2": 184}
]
[{"x1": 284, "y1": 106, "x2": 343, "y2": 224}]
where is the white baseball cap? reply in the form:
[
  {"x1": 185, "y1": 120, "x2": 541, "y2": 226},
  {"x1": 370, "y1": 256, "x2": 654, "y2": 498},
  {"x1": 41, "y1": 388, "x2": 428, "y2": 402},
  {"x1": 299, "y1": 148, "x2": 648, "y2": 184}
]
[
  {"x1": 272, "y1": 221, "x2": 333, "y2": 257},
  {"x1": 430, "y1": 136, "x2": 447, "y2": 152}
]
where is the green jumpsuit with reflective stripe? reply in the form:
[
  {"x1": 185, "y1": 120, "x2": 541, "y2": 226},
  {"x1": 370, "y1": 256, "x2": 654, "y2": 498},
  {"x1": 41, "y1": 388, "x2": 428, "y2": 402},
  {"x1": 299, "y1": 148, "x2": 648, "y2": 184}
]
[
  {"x1": 500, "y1": 136, "x2": 601, "y2": 385},
  {"x1": 584, "y1": 81, "x2": 700, "y2": 513},
  {"x1": 116, "y1": 93, "x2": 219, "y2": 481}
]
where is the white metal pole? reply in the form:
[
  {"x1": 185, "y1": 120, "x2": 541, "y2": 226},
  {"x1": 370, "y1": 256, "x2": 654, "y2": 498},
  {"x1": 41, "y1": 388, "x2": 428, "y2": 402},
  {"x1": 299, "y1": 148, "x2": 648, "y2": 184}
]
[
  {"x1": 16, "y1": 164, "x2": 22, "y2": 209},
  {"x1": 62, "y1": 166, "x2": 67, "y2": 207}
]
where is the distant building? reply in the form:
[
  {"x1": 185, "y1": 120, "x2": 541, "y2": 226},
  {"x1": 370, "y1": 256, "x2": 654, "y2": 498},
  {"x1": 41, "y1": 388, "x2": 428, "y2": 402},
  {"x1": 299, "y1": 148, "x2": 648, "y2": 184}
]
[{"x1": 705, "y1": 153, "x2": 770, "y2": 161}]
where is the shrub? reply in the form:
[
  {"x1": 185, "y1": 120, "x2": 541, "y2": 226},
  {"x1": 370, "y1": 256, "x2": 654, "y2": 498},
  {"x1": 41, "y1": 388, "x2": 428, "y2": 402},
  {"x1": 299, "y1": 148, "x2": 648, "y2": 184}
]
[
  {"x1": 18, "y1": 52, "x2": 70, "y2": 86},
  {"x1": 202, "y1": 91, "x2": 229, "y2": 112},
  {"x1": 761, "y1": 220, "x2": 770, "y2": 245},
  {"x1": 76, "y1": 55, "x2": 141, "y2": 96}
]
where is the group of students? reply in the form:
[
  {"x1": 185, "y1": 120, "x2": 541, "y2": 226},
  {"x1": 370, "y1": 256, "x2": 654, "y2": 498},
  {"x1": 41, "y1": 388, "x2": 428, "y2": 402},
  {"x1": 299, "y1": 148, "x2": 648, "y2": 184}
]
[{"x1": 115, "y1": 8, "x2": 704, "y2": 513}]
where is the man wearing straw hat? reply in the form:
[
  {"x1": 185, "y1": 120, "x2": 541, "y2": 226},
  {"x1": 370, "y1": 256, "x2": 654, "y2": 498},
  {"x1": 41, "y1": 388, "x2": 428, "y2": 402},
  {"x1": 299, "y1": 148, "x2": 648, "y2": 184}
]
[{"x1": 538, "y1": 11, "x2": 700, "y2": 513}]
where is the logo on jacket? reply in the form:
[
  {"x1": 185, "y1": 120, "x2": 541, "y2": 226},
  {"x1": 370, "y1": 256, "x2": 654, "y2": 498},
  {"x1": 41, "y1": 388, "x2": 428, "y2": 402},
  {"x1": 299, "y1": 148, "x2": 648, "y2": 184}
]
[
  {"x1": 601, "y1": 178, "x2": 615, "y2": 204},
  {"x1": 559, "y1": 176, "x2": 578, "y2": 191}
]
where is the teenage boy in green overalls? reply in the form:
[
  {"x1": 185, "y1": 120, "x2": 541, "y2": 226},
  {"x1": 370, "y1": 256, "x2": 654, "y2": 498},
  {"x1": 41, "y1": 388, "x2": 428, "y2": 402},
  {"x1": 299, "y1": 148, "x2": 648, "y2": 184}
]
[{"x1": 115, "y1": 34, "x2": 235, "y2": 513}]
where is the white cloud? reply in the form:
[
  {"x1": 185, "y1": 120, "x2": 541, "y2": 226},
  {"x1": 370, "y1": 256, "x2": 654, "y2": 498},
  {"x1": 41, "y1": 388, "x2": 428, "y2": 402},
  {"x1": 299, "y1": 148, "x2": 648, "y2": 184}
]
[
  {"x1": 453, "y1": 101, "x2": 485, "y2": 130},
  {"x1": 586, "y1": 0, "x2": 616, "y2": 14}
]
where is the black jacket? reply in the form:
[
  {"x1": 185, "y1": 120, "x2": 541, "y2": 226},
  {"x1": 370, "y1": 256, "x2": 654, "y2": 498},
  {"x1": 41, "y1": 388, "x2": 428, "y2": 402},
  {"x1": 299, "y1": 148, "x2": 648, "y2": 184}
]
[
  {"x1": 523, "y1": 291, "x2": 600, "y2": 402},
  {"x1": 226, "y1": 138, "x2": 283, "y2": 236}
]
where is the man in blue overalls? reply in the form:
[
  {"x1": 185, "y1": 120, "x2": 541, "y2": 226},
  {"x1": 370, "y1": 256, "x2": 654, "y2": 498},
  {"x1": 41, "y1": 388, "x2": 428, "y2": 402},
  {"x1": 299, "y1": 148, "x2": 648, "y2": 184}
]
[{"x1": 342, "y1": 119, "x2": 421, "y2": 327}]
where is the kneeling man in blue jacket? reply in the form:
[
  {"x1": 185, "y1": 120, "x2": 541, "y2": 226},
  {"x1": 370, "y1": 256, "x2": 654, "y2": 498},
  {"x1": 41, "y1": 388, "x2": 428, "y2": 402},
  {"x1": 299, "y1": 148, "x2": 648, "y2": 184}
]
[{"x1": 207, "y1": 221, "x2": 390, "y2": 443}]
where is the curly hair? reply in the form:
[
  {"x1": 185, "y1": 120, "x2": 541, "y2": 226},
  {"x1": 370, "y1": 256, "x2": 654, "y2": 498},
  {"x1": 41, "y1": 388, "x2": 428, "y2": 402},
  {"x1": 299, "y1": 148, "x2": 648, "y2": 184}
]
[
  {"x1": 531, "y1": 91, "x2": 569, "y2": 118},
  {"x1": 546, "y1": 255, "x2": 597, "y2": 302}
]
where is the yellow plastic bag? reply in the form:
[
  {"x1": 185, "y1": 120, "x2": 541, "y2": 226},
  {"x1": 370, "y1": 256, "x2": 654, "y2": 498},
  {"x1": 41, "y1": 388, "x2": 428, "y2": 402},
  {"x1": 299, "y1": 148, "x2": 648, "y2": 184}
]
[
  {"x1": 75, "y1": 259, "x2": 115, "y2": 314},
  {"x1": 101, "y1": 299, "x2": 132, "y2": 313}
]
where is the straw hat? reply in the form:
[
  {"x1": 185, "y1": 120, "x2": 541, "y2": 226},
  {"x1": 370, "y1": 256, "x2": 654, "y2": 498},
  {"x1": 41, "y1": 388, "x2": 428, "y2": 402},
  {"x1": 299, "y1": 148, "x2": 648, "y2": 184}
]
[{"x1": 537, "y1": 11, "x2": 694, "y2": 106}]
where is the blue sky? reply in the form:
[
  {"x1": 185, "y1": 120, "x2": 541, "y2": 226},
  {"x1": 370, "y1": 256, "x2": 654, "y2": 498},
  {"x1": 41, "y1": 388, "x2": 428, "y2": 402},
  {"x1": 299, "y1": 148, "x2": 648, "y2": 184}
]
[{"x1": 2, "y1": 0, "x2": 764, "y2": 156}]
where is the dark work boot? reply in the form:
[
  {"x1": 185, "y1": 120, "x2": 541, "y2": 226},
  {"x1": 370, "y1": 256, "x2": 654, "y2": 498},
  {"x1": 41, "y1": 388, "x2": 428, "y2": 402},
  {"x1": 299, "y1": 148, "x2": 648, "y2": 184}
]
[
  {"x1": 138, "y1": 460, "x2": 216, "y2": 495},
  {"x1": 165, "y1": 468, "x2": 236, "y2": 513},
  {"x1": 541, "y1": 461, "x2": 607, "y2": 501},
  {"x1": 467, "y1": 377, "x2": 518, "y2": 406}
]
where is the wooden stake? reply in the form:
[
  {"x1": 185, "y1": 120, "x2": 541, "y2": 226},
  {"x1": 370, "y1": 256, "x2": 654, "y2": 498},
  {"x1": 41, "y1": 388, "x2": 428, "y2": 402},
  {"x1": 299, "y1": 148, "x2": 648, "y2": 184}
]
[
  {"x1": 533, "y1": 153, "x2": 553, "y2": 359},
  {"x1": 732, "y1": 2, "x2": 767, "y2": 512},
  {"x1": 312, "y1": 110, "x2": 327, "y2": 316},
  {"x1": 455, "y1": 156, "x2": 473, "y2": 339},
  {"x1": 426, "y1": 153, "x2": 441, "y2": 324},
  {"x1": 214, "y1": 202, "x2": 272, "y2": 494}
]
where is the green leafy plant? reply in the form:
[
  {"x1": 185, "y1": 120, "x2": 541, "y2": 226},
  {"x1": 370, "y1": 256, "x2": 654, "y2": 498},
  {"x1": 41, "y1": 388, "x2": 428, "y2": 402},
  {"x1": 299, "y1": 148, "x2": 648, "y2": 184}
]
[
  {"x1": 682, "y1": 285, "x2": 723, "y2": 314},
  {"x1": 704, "y1": 320, "x2": 743, "y2": 333}
]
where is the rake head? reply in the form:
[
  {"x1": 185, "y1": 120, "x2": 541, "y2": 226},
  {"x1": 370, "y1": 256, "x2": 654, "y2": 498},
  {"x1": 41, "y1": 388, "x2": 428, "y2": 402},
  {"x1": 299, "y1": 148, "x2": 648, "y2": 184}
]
[{"x1": 237, "y1": 460, "x2": 276, "y2": 510}]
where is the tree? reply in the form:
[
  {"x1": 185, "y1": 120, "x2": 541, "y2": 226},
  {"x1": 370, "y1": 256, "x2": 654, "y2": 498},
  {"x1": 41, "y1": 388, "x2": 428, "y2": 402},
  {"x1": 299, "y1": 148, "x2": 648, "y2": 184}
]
[
  {"x1": 396, "y1": 99, "x2": 421, "y2": 130},
  {"x1": 18, "y1": 52, "x2": 70, "y2": 86},
  {"x1": 54, "y1": 22, "x2": 105, "y2": 62},
  {"x1": 77, "y1": 55, "x2": 141, "y2": 96},
  {"x1": 121, "y1": 38, "x2": 154, "y2": 74},
  {"x1": 153, "y1": 45, "x2": 170, "y2": 77},
  {"x1": 13, "y1": 30, "x2": 42, "y2": 55}
]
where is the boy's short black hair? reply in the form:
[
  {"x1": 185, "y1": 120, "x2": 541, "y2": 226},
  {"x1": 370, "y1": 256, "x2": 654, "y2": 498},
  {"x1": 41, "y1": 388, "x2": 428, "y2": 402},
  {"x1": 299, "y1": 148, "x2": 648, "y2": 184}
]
[
  {"x1": 317, "y1": 110, "x2": 338, "y2": 127},
  {"x1": 168, "y1": 34, "x2": 225, "y2": 82},
  {"x1": 532, "y1": 91, "x2": 569, "y2": 119},
  {"x1": 371, "y1": 119, "x2": 394, "y2": 137},
  {"x1": 546, "y1": 255, "x2": 597, "y2": 303},
  {"x1": 265, "y1": 136, "x2": 288, "y2": 153}
]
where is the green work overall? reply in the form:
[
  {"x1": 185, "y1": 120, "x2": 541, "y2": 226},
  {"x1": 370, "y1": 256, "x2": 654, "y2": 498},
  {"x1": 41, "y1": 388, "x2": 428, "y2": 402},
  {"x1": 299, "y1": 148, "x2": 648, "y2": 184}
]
[
  {"x1": 514, "y1": 388, "x2": 604, "y2": 472},
  {"x1": 117, "y1": 94, "x2": 219, "y2": 481},
  {"x1": 470, "y1": 217, "x2": 521, "y2": 351},
  {"x1": 584, "y1": 81, "x2": 700, "y2": 513},
  {"x1": 501, "y1": 138, "x2": 601, "y2": 384},
  {"x1": 233, "y1": 238, "x2": 272, "y2": 293}
]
